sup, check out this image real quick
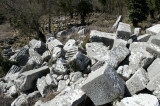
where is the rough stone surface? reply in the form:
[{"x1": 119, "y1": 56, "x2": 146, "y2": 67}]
[
  {"x1": 63, "y1": 39, "x2": 76, "y2": 51},
  {"x1": 148, "y1": 34, "x2": 160, "y2": 47},
  {"x1": 116, "y1": 22, "x2": 131, "y2": 40},
  {"x1": 52, "y1": 47, "x2": 64, "y2": 59},
  {"x1": 41, "y1": 50, "x2": 51, "y2": 61},
  {"x1": 81, "y1": 63, "x2": 125, "y2": 105},
  {"x1": 57, "y1": 80, "x2": 66, "y2": 92},
  {"x1": 11, "y1": 94, "x2": 27, "y2": 106},
  {"x1": 101, "y1": 43, "x2": 130, "y2": 68},
  {"x1": 126, "y1": 68, "x2": 149, "y2": 95},
  {"x1": 45, "y1": 74, "x2": 58, "y2": 87},
  {"x1": 26, "y1": 91, "x2": 41, "y2": 103},
  {"x1": 90, "y1": 30, "x2": 115, "y2": 49},
  {"x1": 35, "y1": 87, "x2": 85, "y2": 106},
  {"x1": 117, "y1": 65, "x2": 132, "y2": 80},
  {"x1": 70, "y1": 72, "x2": 82, "y2": 82},
  {"x1": 86, "y1": 42, "x2": 109, "y2": 60},
  {"x1": 37, "y1": 76, "x2": 49, "y2": 97},
  {"x1": 15, "y1": 66, "x2": 50, "y2": 91},
  {"x1": 147, "y1": 71, "x2": 160, "y2": 91},
  {"x1": 69, "y1": 51, "x2": 90, "y2": 71},
  {"x1": 47, "y1": 39, "x2": 63, "y2": 52},
  {"x1": 111, "y1": 15, "x2": 122, "y2": 32},
  {"x1": 146, "y1": 24, "x2": 160, "y2": 35},
  {"x1": 115, "y1": 94, "x2": 159, "y2": 106},
  {"x1": 129, "y1": 49, "x2": 154, "y2": 73},
  {"x1": 52, "y1": 58, "x2": 68, "y2": 74},
  {"x1": 137, "y1": 34, "x2": 151, "y2": 42},
  {"x1": 147, "y1": 58, "x2": 160, "y2": 80},
  {"x1": 56, "y1": 30, "x2": 67, "y2": 38},
  {"x1": 134, "y1": 28, "x2": 141, "y2": 36},
  {"x1": 9, "y1": 85, "x2": 18, "y2": 97}
]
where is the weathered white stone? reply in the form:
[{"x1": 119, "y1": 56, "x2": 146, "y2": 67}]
[
  {"x1": 52, "y1": 58, "x2": 68, "y2": 74},
  {"x1": 69, "y1": 51, "x2": 90, "y2": 71},
  {"x1": 15, "y1": 66, "x2": 50, "y2": 91},
  {"x1": 86, "y1": 42, "x2": 109, "y2": 60},
  {"x1": 146, "y1": 24, "x2": 160, "y2": 35},
  {"x1": 29, "y1": 39, "x2": 46, "y2": 55},
  {"x1": 126, "y1": 68, "x2": 149, "y2": 95},
  {"x1": 45, "y1": 74, "x2": 58, "y2": 87},
  {"x1": 115, "y1": 94, "x2": 159, "y2": 106},
  {"x1": 78, "y1": 28, "x2": 89, "y2": 35},
  {"x1": 11, "y1": 94, "x2": 27, "y2": 106},
  {"x1": 57, "y1": 75, "x2": 64, "y2": 81},
  {"x1": 65, "y1": 46, "x2": 83, "y2": 60},
  {"x1": 81, "y1": 63, "x2": 125, "y2": 105},
  {"x1": 148, "y1": 34, "x2": 160, "y2": 47},
  {"x1": 0, "y1": 82, "x2": 7, "y2": 95},
  {"x1": 37, "y1": 77, "x2": 49, "y2": 97},
  {"x1": 41, "y1": 50, "x2": 51, "y2": 61},
  {"x1": 9, "y1": 85, "x2": 17, "y2": 97},
  {"x1": 26, "y1": 91, "x2": 41, "y2": 103},
  {"x1": 56, "y1": 30, "x2": 67, "y2": 38},
  {"x1": 129, "y1": 49, "x2": 154, "y2": 73},
  {"x1": 52, "y1": 47, "x2": 64, "y2": 59},
  {"x1": 101, "y1": 43, "x2": 130, "y2": 68},
  {"x1": 63, "y1": 39, "x2": 76, "y2": 51},
  {"x1": 112, "y1": 38, "x2": 127, "y2": 49},
  {"x1": 34, "y1": 87, "x2": 85, "y2": 106},
  {"x1": 137, "y1": 34, "x2": 151, "y2": 42},
  {"x1": 147, "y1": 71, "x2": 160, "y2": 91},
  {"x1": 111, "y1": 15, "x2": 122, "y2": 32},
  {"x1": 5, "y1": 65, "x2": 20, "y2": 81},
  {"x1": 47, "y1": 39, "x2": 63, "y2": 52},
  {"x1": 117, "y1": 65, "x2": 132, "y2": 80},
  {"x1": 134, "y1": 28, "x2": 141, "y2": 36},
  {"x1": 70, "y1": 72, "x2": 82, "y2": 82},
  {"x1": 147, "y1": 58, "x2": 160, "y2": 80},
  {"x1": 90, "y1": 30, "x2": 115, "y2": 49},
  {"x1": 27, "y1": 56, "x2": 43, "y2": 65},
  {"x1": 57, "y1": 80, "x2": 66, "y2": 92},
  {"x1": 116, "y1": 22, "x2": 131, "y2": 40}
]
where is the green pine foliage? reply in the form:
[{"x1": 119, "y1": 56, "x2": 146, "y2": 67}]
[{"x1": 128, "y1": 0, "x2": 149, "y2": 26}]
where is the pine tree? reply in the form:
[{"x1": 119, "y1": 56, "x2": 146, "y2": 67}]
[{"x1": 128, "y1": 0, "x2": 149, "y2": 26}]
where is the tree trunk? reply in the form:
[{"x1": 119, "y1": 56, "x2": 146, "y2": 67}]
[
  {"x1": 81, "y1": 15, "x2": 85, "y2": 25},
  {"x1": 150, "y1": 10, "x2": 155, "y2": 19},
  {"x1": 48, "y1": 0, "x2": 51, "y2": 33}
]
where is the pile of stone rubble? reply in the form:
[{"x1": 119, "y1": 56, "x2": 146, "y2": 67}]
[{"x1": 1, "y1": 18, "x2": 160, "y2": 106}]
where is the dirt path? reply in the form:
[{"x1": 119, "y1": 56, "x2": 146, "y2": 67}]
[{"x1": 0, "y1": 23, "x2": 14, "y2": 40}]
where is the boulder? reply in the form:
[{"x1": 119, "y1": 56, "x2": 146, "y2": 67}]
[
  {"x1": 129, "y1": 49, "x2": 154, "y2": 73},
  {"x1": 101, "y1": 43, "x2": 130, "y2": 68},
  {"x1": 52, "y1": 47, "x2": 64, "y2": 60},
  {"x1": 29, "y1": 39, "x2": 46, "y2": 55},
  {"x1": 45, "y1": 74, "x2": 58, "y2": 87},
  {"x1": 63, "y1": 39, "x2": 76, "y2": 51},
  {"x1": 52, "y1": 58, "x2": 68, "y2": 74},
  {"x1": 111, "y1": 15, "x2": 122, "y2": 32},
  {"x1": 126, "y1": 68, "x2": 149, "y2": 95},
  {"x1": 146, "y1": 24, "x2": 160, "y2": 35},
  {"x1": 11, "y1": 94, "x2": 27, "y2": 106},
  {"x1": 148, "y1": 34, "x2": 160, "y2": 47},
  {"x1": 5, "y1": 65, "x2": 20, "y2": 81},
  {"x1": 41, "y1": 50, "x2": 51, "y2": 61},
  {"x1": 57, "y1": 80, "x2": 66, "y2": 92},
  {"x1": 70, "y1": 72, "x2": 82, "y2": 82},
  {"x1": 26, "y1": 91, "x2": 41, "y2": 103},
  {"x1": 116, "y1": 65, "x2": 132, "y2": 80},
  {"x1": 15, "y1": 66, "x2": 50, "y2": 91},
  {"x1": 0, "y1": 82, "x2": 7, "y2": 95},
  {"x1": 86, "y1": 42, "x2": 109, "y2": 61},
  {"x1": 65, "y1": 46, "x2": 83, "y2": 60},
  {"x1": 116, "y1": 22, "x2": 131, "y2": 40},
  {"x1": 56, "y1": 30, "x2": 67, "y2": 38},
  {"x1": 78, "y1": 28, "x2": 89, "y2": 35},
  {"x1": 37, "y1": 76, "x2": 49, "y2": 97},
  {"x1": 35, "y1": 87, "x2": 85, "y2": 106},
  {"x1": 45, "y1": 33, "x2": 55, "y2": 41},
  {"x1": 147, "y1": 70, "x2": 160, "y2": 91},
  {"x1": 112, "y1": 38, "x2": 127, "y2": 49},
  {"x1": 69, "y1": 51, "x2": 90, "y2": 71},
  {"x1": 90, "y1": 30, "x2": 115, "y2": 49},
  {"x1": 29, "y1": 48, "x2": 41, "y2": 58},
  {"x1": 115, "y1": 94, "x2": 159, "y2": 106},
  {"x1": 153, "y1": 86, "x2": 160, "y2": 100},
  {"x1": 81, "y1": 63, "x2": 125, "y2": 105},
  {"x1": 134, "y1": 28, "x2": 141, "y2": 36},
  {"x1": 147, "y1": 58, "x2": 160, "y2": 80},
  {"x1": 9, "y1": 85, "x2": 18, "y2": 97},
  {"x1": 137, "y1": 34, "x2": 151, "y2": 42},
  {"x1": 47, "y1": 39, "x2": 63, "y2": 52}
]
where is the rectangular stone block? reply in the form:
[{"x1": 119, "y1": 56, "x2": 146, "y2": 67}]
[
  {"x1": 81, "y1": 63, "x2": 125, "y2": 105},
  {"x1": 116, "y1": 22, "x2": 131, "y2": 40},
  {"x1": 146, "y1": 24, "x2": 160, "y2": 36}
]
